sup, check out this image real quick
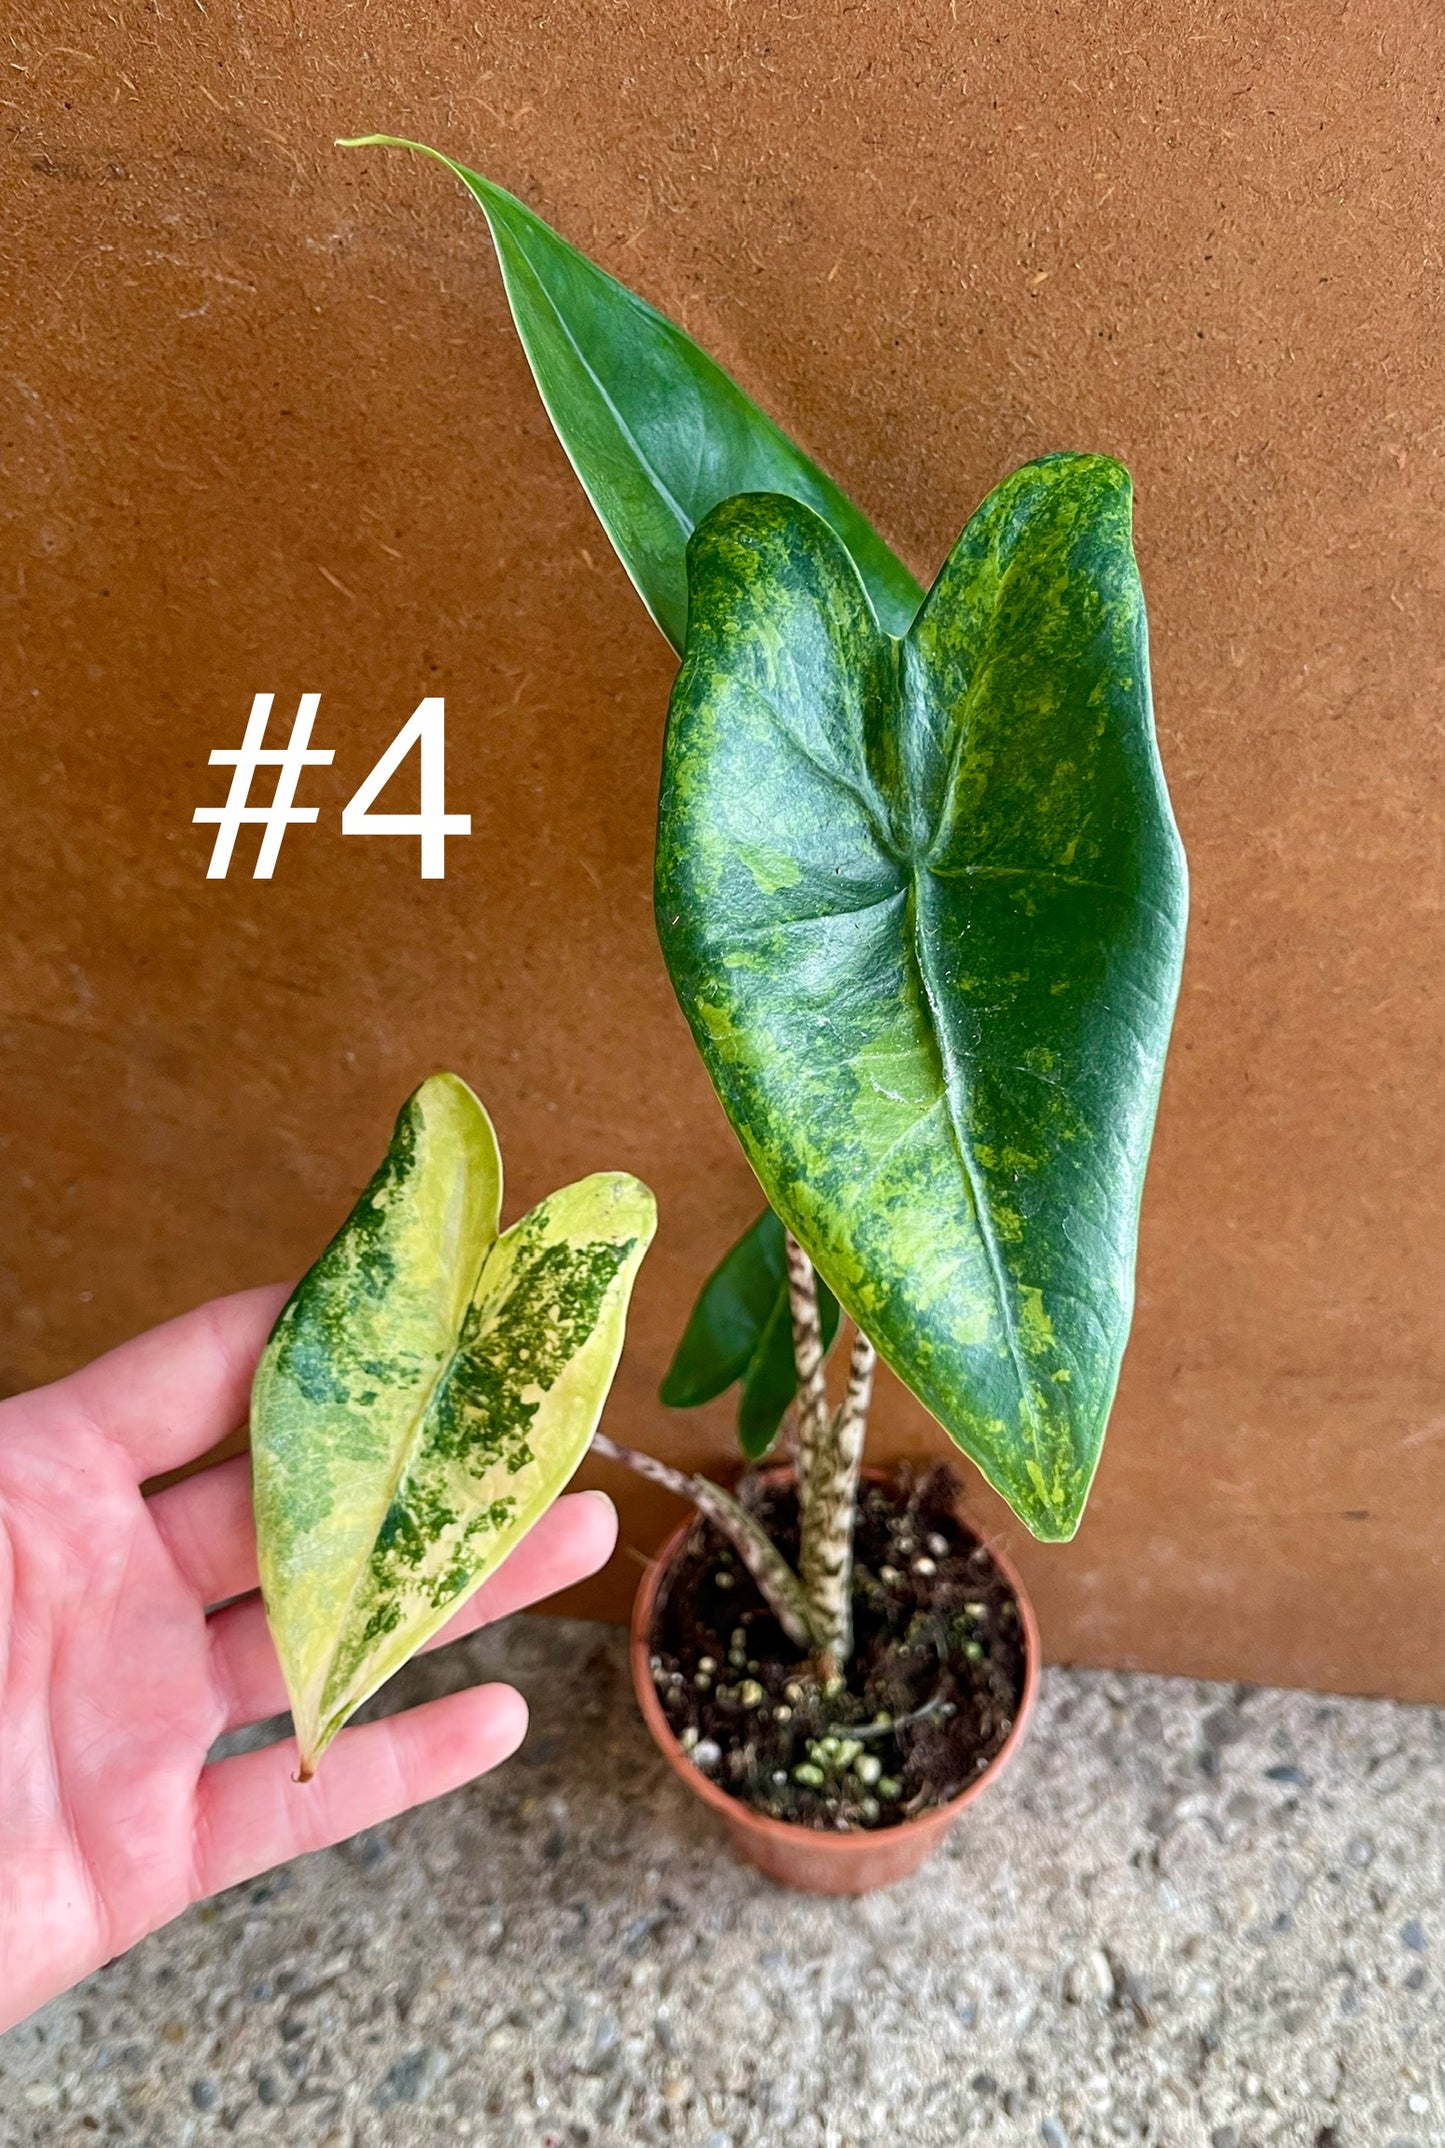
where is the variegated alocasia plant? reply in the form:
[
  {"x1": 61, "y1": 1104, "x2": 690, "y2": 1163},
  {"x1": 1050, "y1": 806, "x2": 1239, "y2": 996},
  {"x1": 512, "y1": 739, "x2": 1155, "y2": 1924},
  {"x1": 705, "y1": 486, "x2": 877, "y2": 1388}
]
[
  {"x1": 251, "y1": 1072, "x2": 654, "y2": 1777},
  {"x1": 344, "y1": 140, "x2": 1186, "y2": 1680}
]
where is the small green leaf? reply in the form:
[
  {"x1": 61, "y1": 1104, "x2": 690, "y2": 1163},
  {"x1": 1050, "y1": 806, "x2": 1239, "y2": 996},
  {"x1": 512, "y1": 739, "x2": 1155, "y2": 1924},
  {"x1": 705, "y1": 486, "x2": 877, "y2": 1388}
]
[
  {"x1": 655, "y1": 456, "x2": 1187, "y2": 1541},
  {"x1": 250, "y1": 1072, "x2": 655, "y2": 1775},
  {"x1": 660, "y1": 1207, "x2": 839, "y2": 1459},
  {"x1": 339, "y1": 136, "x2": 923, "y2": 649}
]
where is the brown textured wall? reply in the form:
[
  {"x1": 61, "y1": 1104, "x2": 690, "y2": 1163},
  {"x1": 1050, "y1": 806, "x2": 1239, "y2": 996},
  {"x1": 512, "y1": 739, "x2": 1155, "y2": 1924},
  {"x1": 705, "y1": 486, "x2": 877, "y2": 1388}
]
[{"x1": 3, "y1": 0, "x2": 1442, "y2": 1697}]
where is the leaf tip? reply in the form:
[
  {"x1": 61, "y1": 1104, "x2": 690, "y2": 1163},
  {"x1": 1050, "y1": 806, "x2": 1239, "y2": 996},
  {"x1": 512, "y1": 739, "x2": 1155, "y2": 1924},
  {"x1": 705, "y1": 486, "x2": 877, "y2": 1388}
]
[
  {"x1": 1014, "y1": 1478, "x2": 1088, "y2": 1544},
  {"x1": 1031, "y1": 1509, "x2": 1083, "y2": 1546},
  {"x1": 294, "y1": 1711, "x2": 333, "y2": 1782},
  {"x1": 335, "y1": 133, "x2": 444, "y2": 164}
]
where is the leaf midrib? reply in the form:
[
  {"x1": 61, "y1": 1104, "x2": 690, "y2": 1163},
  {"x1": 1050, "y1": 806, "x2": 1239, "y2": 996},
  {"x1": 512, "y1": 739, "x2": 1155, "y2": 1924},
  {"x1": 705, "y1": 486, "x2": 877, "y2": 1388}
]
[
  {"x1": 721, "y1": 573, "x2": 1050, "y2": 1466},
  {"x1": 904, "y1": 874, "x2": 1039, "y2": 1448},
  {"x1": 897, "y1": 565, "x2": 1047, "y2": 1453},
  {"x1": 501, "y1": 225, "x2": 694, "y2": 537},
  {"x1": 318, "y1": 1230, "x2": 501, "y2": 1718}
]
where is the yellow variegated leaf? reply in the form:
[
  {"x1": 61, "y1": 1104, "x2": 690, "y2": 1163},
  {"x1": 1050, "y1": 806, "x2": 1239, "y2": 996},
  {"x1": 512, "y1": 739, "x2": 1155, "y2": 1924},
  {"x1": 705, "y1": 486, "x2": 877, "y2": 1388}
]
[{"x1": 250, "y1": 1072, "x2": 655, "y2": 1776}]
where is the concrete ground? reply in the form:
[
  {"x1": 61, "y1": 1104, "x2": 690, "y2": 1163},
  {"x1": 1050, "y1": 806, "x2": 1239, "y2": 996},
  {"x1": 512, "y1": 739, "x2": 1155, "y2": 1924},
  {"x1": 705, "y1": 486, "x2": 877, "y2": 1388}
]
[{"x1": 2, "y1": 1613, "x2": 1442, "y2": 2148}]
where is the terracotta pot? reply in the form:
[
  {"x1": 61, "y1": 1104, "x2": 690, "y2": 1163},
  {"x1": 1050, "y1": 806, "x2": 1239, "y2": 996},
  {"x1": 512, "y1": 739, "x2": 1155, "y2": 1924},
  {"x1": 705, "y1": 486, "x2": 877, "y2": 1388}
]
[{"x1": 629, "y1": 1470, "x2": 1041, "y2": 1895}]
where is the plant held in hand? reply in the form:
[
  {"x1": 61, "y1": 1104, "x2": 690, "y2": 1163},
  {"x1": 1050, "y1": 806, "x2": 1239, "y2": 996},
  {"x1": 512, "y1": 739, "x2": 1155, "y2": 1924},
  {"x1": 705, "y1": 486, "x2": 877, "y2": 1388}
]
[
  {"x1": 251, "y1": 1071, "x2": 654, "y2": 1777},
  {"x1": 345, "y1": 140, "x2": 1187, "y2": 1856}
]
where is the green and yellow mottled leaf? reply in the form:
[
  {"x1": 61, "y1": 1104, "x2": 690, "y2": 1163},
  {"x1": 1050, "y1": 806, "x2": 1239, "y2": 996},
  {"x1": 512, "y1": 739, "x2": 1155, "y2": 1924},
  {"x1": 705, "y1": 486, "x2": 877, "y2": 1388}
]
[
  {"x1": 655, "y1": 456, "x2": 1187, "y2": 1541},
  {"x1": 251, "y1": 1072, "x2": 655, "y2": 1775},
  {"x1": 660, "y1": 1206, "x2": 840, "y2": 1460},
  {"x1": 338, "y1": 136, "x2": 923, "y2": 650}
]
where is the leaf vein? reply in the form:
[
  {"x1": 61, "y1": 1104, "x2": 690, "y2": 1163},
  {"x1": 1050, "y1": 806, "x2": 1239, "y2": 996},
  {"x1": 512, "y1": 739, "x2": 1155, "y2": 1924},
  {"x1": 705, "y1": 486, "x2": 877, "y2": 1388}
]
[
  {"x1": 510, "y1": 238, "x2": 693, "y2": 543},
  {"x1": 906, "y1": 879, "x2": 1042, "y2": 1455},
  {"x1": 724, "y1": 677, "x2": 896, "y2": 855},
  {"x1": 926, "y1": 865, "x2": 1127, "y2": 897}
]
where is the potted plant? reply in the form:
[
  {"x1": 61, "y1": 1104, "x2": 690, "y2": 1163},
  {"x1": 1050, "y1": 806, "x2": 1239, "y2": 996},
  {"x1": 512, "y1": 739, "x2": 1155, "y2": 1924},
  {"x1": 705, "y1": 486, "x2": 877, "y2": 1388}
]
[{"x1": 301, "y1": 138, "x2": 1186, "y2": 1889}]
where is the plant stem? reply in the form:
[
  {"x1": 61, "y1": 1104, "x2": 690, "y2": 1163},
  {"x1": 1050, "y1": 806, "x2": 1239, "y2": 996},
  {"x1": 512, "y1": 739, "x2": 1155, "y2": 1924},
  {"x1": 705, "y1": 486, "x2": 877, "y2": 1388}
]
[
  {"x1": 783, "y1": 1230, "x2": 830, "y2": 1527},
  {"x1": 804, "y1": 1326, "x2": 876, "y2": 1679},
  {"x1": 590, "y1": 1431, "x2": 815, "y2": 1651},
  {"x1": 784, "y1": 1233, "x2": 877, "y2": 1680}
]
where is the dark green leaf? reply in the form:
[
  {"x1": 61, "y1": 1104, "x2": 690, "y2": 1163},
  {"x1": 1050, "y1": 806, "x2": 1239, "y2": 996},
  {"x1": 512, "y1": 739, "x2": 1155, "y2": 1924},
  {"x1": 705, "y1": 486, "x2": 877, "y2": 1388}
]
[
  {"x1": 655, "y1": 455, "x2": 1187, "y2": 1540},
  {"x1": 660, "y1": 1207, "x2": 840, "y2": 1459},
  {"x1": 340, "y1": 137, "x2": 923, "y2": 649}
]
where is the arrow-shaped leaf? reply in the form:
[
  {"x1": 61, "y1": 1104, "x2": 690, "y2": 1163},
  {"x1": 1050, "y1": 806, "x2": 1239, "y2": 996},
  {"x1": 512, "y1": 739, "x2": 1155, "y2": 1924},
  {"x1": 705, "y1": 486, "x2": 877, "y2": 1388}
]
[
  {"x1": 660, "y1": 1206, "x2": 841, "y2": 1459},
  {"x1": 340, "y1": 136, "x2": 923, "y2": 649},
  {"x1": 251, "y1": 1072, "x2": 655, "y2": 1775},
  {"x1": 655, "y1": 456, "x2": 1187, "y2": 1541}
]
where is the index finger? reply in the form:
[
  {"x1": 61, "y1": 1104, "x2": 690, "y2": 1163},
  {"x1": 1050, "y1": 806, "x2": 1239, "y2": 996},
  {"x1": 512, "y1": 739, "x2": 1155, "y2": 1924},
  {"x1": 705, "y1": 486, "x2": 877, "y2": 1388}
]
[{"x1": 62, "y1": 1283, "x2": 289, "y2": 1479}]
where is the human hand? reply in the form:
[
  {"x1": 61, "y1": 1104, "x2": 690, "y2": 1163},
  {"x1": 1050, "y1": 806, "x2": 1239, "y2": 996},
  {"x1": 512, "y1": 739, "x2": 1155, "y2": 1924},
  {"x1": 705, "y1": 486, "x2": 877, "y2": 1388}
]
[{"x1": 0, "y1": 1286, "x2": 619, "y2": 2033}]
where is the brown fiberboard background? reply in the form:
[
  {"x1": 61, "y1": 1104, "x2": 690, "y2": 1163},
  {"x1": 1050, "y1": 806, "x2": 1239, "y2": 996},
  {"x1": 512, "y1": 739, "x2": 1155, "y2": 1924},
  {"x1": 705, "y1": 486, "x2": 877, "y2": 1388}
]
[{"x1": 3, "y1": 0, "x2": 1443, "y2": 1698}]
